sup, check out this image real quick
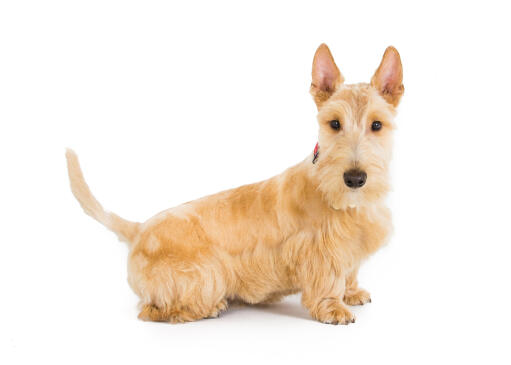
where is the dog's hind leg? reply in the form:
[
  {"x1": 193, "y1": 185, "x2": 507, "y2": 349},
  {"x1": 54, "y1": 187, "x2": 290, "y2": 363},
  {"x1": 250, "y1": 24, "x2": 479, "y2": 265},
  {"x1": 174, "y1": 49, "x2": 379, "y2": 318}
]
[
  {"x1": 128, "y1": 240, "x2": 231, "y2": 323},
  {"x1": 138, "y1": 298, "x2": 228, "y2": 323},
  {"x1": 132, "y1": 267, "x2": 230, "y2": 323},
  {"x1": 207, "y1": 298, "x2": 229, "y2": 318}
]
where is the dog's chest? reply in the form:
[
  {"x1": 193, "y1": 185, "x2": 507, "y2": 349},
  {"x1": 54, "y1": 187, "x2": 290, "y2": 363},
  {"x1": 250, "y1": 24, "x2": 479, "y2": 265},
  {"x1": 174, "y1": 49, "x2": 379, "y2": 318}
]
[{"x1": 325, "y1": 205, "x2": 392, "y2": 260}]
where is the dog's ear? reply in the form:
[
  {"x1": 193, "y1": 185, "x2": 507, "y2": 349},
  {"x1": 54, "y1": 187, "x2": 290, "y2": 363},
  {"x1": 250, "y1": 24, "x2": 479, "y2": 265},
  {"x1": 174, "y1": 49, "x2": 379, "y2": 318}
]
[
  {"x1": 310, "y1": 43, "x2": 344, "y2": 108},
  {"x1": 371, "y1": 46, "x2": 404, "y2": 107}
]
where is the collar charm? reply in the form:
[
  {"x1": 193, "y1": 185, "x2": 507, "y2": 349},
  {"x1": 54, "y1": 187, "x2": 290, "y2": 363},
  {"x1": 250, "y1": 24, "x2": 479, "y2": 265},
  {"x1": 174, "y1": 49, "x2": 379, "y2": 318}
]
[{"x1": 312, "y1": 142, "x2": 319, "y2": 164}]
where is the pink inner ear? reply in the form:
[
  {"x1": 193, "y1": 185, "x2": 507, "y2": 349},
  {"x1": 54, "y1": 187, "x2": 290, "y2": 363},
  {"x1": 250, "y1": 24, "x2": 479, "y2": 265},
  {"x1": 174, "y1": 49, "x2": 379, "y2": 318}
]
[
  {"x1": 318, "y1": 66, "x2": 337, "y2": 92},
  {"x1": 378, "y1": 52, "x2": 402, "y2": 93},
  {"x1": 312, "y1": 46, "x2": 341, "y2": 92}
]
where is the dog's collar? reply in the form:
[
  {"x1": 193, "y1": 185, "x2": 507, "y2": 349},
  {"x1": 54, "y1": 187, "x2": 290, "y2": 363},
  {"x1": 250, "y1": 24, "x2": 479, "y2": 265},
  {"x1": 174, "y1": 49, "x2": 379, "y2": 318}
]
[{"x1": 312, "y1": 142, "x2": 319, "y2": 164}]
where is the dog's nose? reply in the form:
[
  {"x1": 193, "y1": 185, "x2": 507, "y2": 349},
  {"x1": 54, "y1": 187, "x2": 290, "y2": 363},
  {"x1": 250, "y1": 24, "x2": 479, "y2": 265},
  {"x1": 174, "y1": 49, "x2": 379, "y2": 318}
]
[{"x1": 343, "y1": 169, "x2": 367, "y2": 189}]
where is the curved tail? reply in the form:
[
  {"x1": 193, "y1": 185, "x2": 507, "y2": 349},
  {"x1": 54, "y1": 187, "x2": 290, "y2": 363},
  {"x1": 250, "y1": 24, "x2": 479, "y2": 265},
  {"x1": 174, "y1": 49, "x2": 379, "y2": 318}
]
[{"x1": 65, "y1": 149, "x2": 140, "y2": 245}]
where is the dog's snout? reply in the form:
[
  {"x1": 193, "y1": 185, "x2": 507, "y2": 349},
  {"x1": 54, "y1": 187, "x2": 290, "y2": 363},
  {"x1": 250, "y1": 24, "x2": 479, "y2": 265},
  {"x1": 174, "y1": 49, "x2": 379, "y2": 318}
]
[{"x1": 343, "y1": 169, "x2": 367, "y2": 189}]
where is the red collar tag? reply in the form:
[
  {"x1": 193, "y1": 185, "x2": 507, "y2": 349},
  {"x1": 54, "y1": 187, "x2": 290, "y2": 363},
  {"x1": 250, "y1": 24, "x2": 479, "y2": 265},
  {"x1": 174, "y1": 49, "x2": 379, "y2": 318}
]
[{"x1": 312, "y1": 142, "x2": 319, "y2": 164}]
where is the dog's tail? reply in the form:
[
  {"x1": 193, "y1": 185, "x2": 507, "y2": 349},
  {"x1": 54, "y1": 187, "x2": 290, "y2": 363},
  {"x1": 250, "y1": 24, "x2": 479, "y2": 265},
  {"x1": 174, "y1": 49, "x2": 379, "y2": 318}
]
[{"x1": 65, "y1": 149, "x2": 140, "y2": 245}]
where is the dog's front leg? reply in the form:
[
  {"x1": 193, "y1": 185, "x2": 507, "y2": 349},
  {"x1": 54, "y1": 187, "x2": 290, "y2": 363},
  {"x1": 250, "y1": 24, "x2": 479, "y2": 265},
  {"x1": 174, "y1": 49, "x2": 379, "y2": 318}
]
[
  {"x1": 343, "y1": 266, "x2": 372, "y2": 306},
  {"x1": 301, "y1": 271, "x2": 355, "y2": 325}
]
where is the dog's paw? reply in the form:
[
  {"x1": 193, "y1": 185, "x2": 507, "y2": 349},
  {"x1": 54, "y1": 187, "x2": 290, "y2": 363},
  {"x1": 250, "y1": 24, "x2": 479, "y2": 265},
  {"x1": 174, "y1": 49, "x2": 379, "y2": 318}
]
[
  {"x1": 314, "y1": 301, "x2": 355, "y2": 325},
  {"x1": 208, "y1": 299, "x2": 228, "y2": 318},
  {"x1": 344, "y1": 289, "x2": 371, "y2": 306}
]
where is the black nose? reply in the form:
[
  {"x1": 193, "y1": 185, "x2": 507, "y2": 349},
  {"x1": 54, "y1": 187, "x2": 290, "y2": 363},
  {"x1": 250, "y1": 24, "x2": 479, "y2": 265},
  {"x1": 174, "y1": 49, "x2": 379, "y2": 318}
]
[{"x1": 343, "y1": 169, "x2": 367, "y2": 189}]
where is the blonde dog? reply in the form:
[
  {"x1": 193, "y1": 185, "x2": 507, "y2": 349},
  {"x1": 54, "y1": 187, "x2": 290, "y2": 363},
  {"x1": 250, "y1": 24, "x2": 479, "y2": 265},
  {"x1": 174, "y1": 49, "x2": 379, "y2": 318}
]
[{"x1": 66, "y1": 44, "x2": 403, "y2": 324}]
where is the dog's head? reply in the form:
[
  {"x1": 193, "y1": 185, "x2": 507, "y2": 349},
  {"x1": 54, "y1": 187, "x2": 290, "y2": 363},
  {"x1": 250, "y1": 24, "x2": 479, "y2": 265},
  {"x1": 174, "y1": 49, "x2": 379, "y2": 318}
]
[{"x1": 309, "y1": 44, "x2": 403, "y2": 210}]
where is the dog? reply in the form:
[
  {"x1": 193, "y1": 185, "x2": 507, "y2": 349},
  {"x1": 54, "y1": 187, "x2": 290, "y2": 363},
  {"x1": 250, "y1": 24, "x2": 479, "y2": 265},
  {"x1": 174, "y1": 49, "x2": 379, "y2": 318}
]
[{"x1": 66, "y1": 44, "x2": 403, "y2": 324}]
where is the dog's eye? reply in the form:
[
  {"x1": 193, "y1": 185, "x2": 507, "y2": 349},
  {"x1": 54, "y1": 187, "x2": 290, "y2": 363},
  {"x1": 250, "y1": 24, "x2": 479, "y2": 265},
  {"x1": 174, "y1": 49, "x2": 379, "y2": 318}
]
[
  {"x1": 330, "y1": 120, "x2": 341, "y2": 131},
  {"x1": 371, "y1": 121, "x2": 382, "y2": 131}
]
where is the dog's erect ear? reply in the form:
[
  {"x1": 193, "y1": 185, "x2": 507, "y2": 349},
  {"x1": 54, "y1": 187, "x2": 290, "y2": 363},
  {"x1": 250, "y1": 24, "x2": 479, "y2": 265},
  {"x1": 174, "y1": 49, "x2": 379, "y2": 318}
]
[
  {"x1": 371, "y1": 46, "x2": 404, "y2": 107},
  {"x1": 310, "y1": 44, "x2": 344, "y2": 108}
]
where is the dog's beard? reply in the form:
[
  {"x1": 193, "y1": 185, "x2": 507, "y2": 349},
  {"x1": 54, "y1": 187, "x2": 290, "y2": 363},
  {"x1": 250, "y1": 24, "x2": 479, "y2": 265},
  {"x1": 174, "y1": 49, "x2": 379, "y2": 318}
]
[
  {"x1": 320, "y1": 175, "x2": 390, "y2": 211},
  {"x1": 331, "y1": 191, "x2": 363, "y2": 210}
]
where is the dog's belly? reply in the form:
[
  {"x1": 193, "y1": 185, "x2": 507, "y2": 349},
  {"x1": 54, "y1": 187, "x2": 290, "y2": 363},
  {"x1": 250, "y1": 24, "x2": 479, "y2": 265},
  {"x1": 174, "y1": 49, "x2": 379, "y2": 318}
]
[{"x1": 229, "y1": 250, "x2": 297, "y2": 303}]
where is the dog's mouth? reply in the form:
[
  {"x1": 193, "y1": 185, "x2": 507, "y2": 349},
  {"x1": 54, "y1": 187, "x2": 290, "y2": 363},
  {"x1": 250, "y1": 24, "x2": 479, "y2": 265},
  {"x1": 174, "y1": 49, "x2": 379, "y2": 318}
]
[
  {"x1": 332, "y1": 203, "x2": 357, "y2": 211},
  {"x1": 331, "y1": 196, "x2": 361, "y2": 211},
  {"x1": 329, "y1": 188, "x2": 367, "y2": 211}
]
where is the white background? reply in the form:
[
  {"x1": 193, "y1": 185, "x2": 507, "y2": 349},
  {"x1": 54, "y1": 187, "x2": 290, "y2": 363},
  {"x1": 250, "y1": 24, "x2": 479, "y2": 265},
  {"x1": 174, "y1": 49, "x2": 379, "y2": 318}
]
[{"x1": 1, "y1": 0, "x2": 510, "y2": 364}]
